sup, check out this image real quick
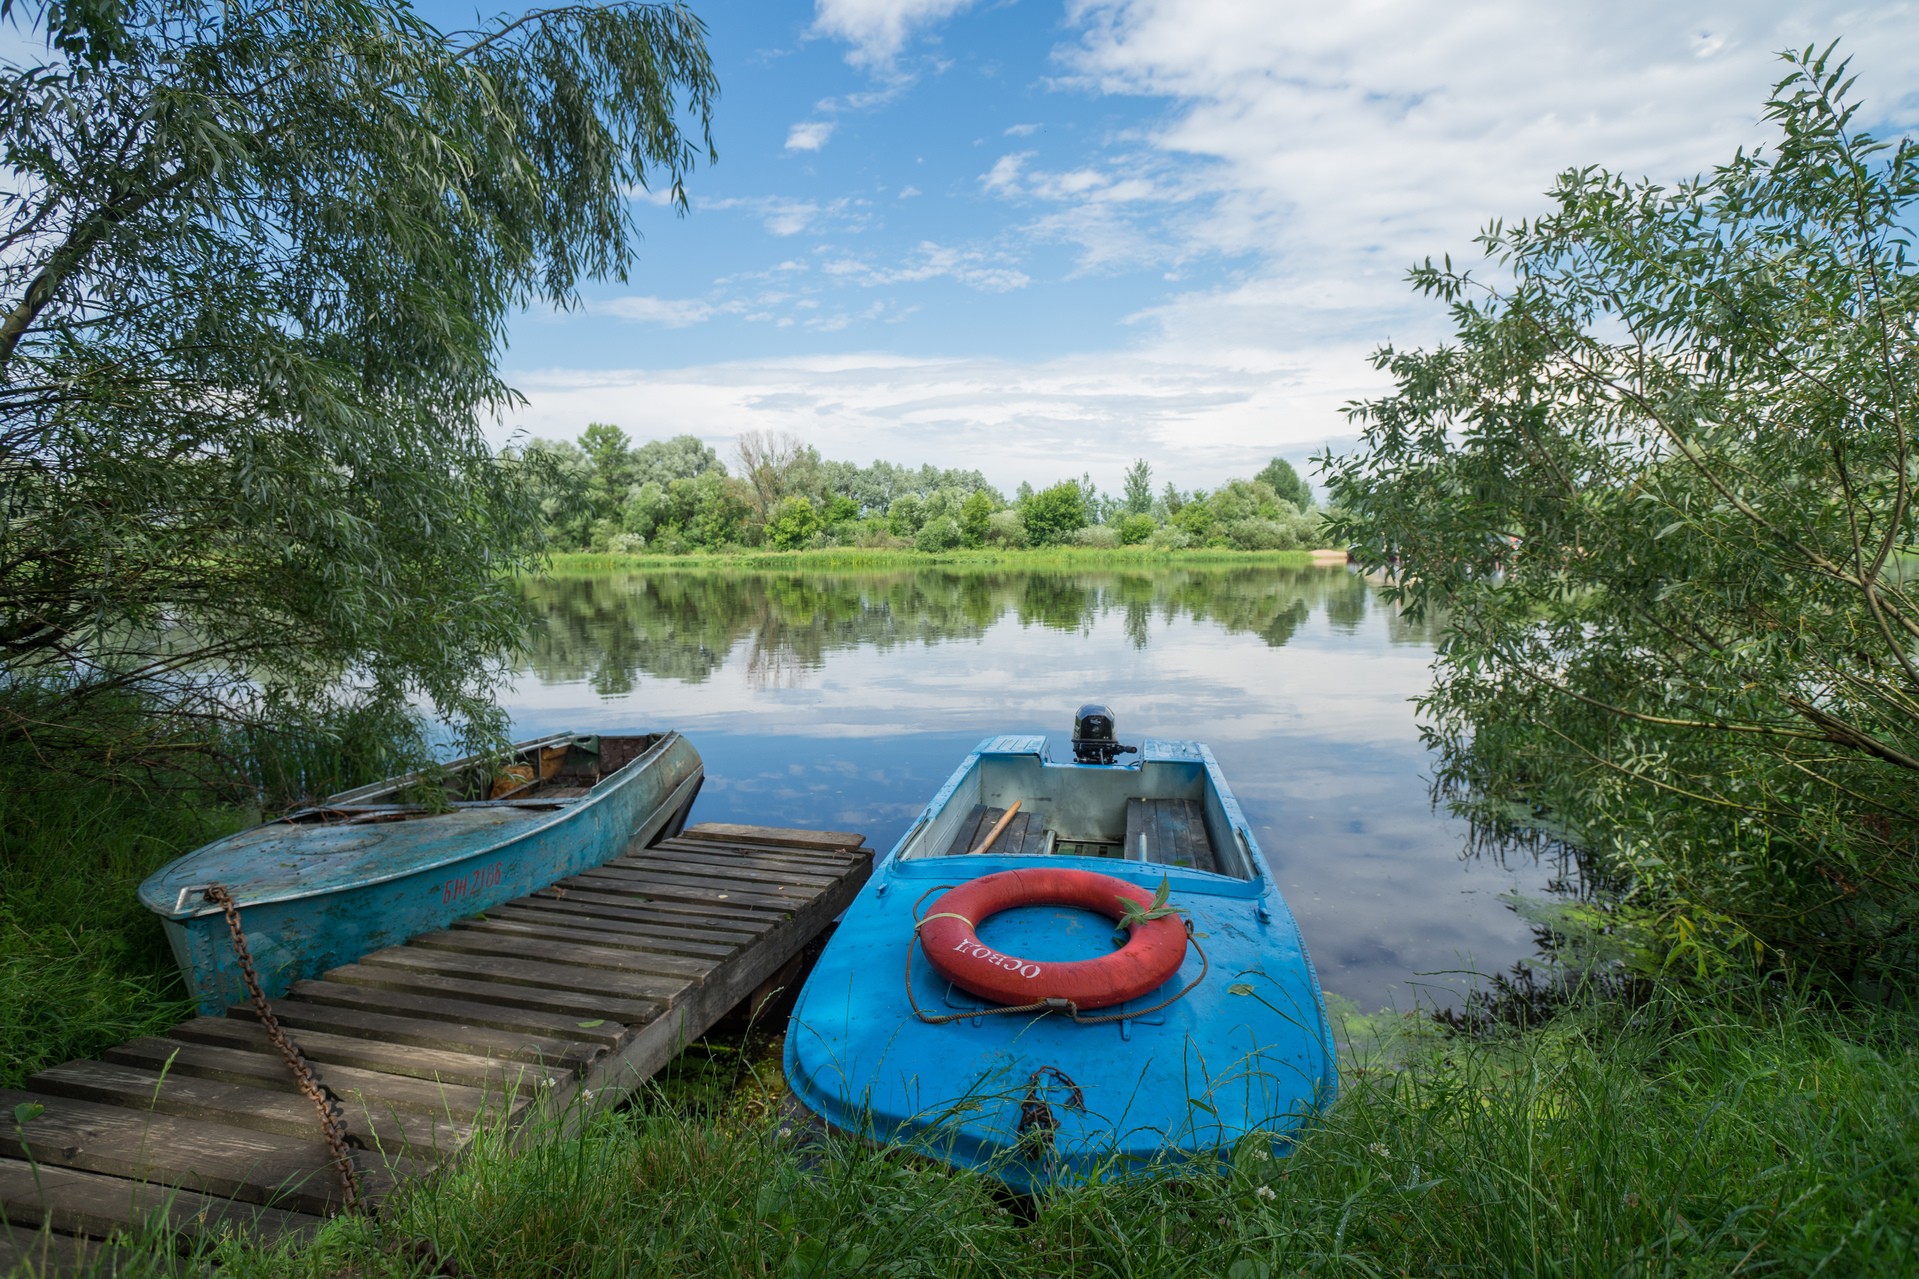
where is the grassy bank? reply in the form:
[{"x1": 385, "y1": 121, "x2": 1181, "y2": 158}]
[
  {"x1": 539, "y1": 546, "x2": 1344, "y2": 573},
  {"x1": 121, "y1": 982, "x2": 1915, "y2": 1279}
]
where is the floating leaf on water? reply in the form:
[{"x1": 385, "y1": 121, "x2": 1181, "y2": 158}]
[{"x1": 1227, "y1": 982, "x2": 1256, "y2": 996}]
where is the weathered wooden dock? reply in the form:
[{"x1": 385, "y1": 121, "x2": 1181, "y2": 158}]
[{"x1": 1, "y1": 822, "x2": 871, "y2": 1273}]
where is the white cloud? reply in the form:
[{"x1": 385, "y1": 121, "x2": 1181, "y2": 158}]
[
  {"x1": 822, "y1": 241, "x2": 1031, "y2": 292},
  {"x1": 984, "y1": 154, "x2": 1167, "y2": 205},
  {"x1": 709, "y1": 196, "x2": 867, "y2": 237},
  {"x1": 898, "y1": 185, "x2": 922, "y2": 198},
  {"x1": 979, "y1": 151, "x2": 1031, "y2": 195},
  {"x1": 597, "y1": 296, "x2": 723, "y2": 328},
  {"x1": 500, "y1": 343, "x2": 1368, "y2": 494},
  {"x1": 1060, "y1": 1, "x2": 1919, "y2": 320},
  {"x1": 812, "y1": 0, "x2": 979, "y2": 70},
  {"x1": 1004, "y1": 122, "x2": 1043, "y2": 136},
  {"x1": 785, "y1": 121, "x2": 837, "y2": 151}
]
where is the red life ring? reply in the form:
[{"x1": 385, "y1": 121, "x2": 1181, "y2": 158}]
[{"x1": 917, "y1": 868, "x2": 1188, "y2": 1010}]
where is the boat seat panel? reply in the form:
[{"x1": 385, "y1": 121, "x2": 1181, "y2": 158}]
[
  {"x1": 1124, "y1": 798, "x2": 1215, "y2": 873},
  {"x1": 943, "y1": 805, "x2": 1053, "y2": 856}
]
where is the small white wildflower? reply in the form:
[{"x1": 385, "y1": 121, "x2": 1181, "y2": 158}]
[
  {"x1": 1254, "y1": 1185, "x2": 1276, "y2": 1201},
  {"x1": 1368, "y1": 1142, "x2": 1391, "y2": 1158},
  {"x1": 1253, "y1": 1148, "x2": 1271, "y2": 1162}
]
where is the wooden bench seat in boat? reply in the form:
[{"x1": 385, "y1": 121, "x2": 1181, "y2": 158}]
[
  {"x1": 1124, "y1": 798, "x2": 1216, "y2": 873},
  {"x1": 943, "y1": 805, "x2": 1055, "y2": 856}
]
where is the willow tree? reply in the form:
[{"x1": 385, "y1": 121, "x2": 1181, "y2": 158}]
[
  {"x1": 0, "y1": 1, "x2": 716, "y2": 775},
  {"x1": 1325, "y1": 47, "x2": 1918, "y2": 981}
]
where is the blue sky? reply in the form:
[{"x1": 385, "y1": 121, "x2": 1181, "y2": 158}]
[{"x1": 438, "y1": 1, "x2": 1919, "y2": 494}]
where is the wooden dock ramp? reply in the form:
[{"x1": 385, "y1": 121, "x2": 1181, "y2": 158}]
[{"x1": 1, "y1": 823, "x2": 871, "y2": 1273}]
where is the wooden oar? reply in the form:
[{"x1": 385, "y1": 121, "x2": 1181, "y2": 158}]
[{"x1": 967, "y1": 800, "x2": 1023, "y2": 856}]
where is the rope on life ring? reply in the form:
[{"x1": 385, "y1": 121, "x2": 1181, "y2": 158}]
[{"x1": 904, "y1": 868, "x2": 1206, "y2": 1025}]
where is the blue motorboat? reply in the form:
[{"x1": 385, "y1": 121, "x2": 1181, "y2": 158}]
[
  {"x1": 783, "y1": 708, "x2": 1335, "y2": 1192},
  {"x1": 140, "y1": 731, "x2": 702, "y2": 1013}
]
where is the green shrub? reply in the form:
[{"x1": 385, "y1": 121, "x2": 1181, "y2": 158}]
[
  {"x1": 1069, "y1": 525, "x2": 1120, "y2": 549},
  {"x1": 913, "y1": 515, "x2": 963, "y2": 553},
  {"x1": 985, "y1": 509, "x2": 1028, "y2": 548},
  {"x1": 1226, "y1": 518, "x2": 1298, "y2": 551},
  {"x1": 1148, "y1": 525, "x2": 1193, "y2": 550}
]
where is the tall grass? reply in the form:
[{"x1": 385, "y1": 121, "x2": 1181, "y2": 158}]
[
  {"x1": 0, "y1": 757, "x2": 248, "y2": 1088},
  {"x1": 115, "y1": 982, "x2": 1914, "y2": 1278}
]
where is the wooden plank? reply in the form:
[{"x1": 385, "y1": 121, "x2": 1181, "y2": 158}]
[
  {"x1": 285, "y1": 981, "x2": 631, "y2": 1049},
  {"x1": 1124, "y1": 798, "x2": 1147, "y2": 863},
  {"x1": 608, "y1": 853, "x2": 843, "y2": 888},
  {"x1": 1002, "y1": 812, "x2": 1051, "y2": 856},
  {"x1": 634, "y1": 841, "x2": 862, "y2": 874},
  {"x1": 941, "y1": 805, "x2": 992, "y2": 857},
  {"x1": 226, "y1": 1003, "x2": 603, "y2": 1072},
  {"x1": 514, "y1": 886, "x2": 774, "y2": 934},
  {"x1": 355, "y1": 944, "x2": 688, "y2": 1006},
  {"x1": 681, "y1": 822, "x2": 863, "y2": 851},
  {"x1": 1127, "y1": 798, "x2": 1216, "y2": 873},
  {"x1": 558, "y1": 870, "x2": 806, "y2": 915},
  {"x1": 527, "y1": 884, "x2": 784, "y2": 930},
  {"x1": 0, "y1": 1225, "x2": 143, "y2": 1277},
  {"x1": 452, "y1": 913, "x2": 740, "y2": 960},
  {"x1": 0, "y1": 1088, "x2": 389, "y2": 1216},
  {"x1": 474, "y1": 903, "x2": 744, "y2": 949},
  {"x1": 401, "y1": 929, "x2": 714, "y2": 981},
  {"x1": 631, "y1": 836, "x2": 859, "y2": 867},
  {"x1": 650, "y1": 840, "x2": 869, "y2": 873},
  {"x1": 24, "y1": 1060, "x2": 464, "y2": 1159},
  {"x1": 166, "y1": 1018, "x2": 561, "y2": 1095},
  {"x1": 564, "y1": 868, "x2": 806, "y2": 912},
  {"x1": 102, "y1": 1036, "x2": 504, "y2": 1124},
  {"x1": 319, "y1": 962, "x2": 663, "y2": 1028},
  {"x1": 1160, "y1": 800, "x2": 1215, "y2": 873},
  {"x1": 482, "y1": 900, "x2": 762, "y2": 949},
  {"x1": 0, "y1": 1157, "x2": 324, "y2": 1246}
]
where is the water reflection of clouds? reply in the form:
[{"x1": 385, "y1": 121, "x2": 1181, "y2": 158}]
[{"x1": 503, "y1": 567, "x2": 1556, "y2": 1012}]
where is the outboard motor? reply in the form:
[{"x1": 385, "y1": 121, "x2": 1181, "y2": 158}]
[{"x1": 1072, "y1": 704, "x2": 1138, "y2": 765}]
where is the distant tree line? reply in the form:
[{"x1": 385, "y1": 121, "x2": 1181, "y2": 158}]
[{"x1": 516, "y1": 427, "x2": 1326, "y2": 554}]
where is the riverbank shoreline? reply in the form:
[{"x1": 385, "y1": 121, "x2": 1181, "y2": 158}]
[{"x1": 540, "y1": 545, "x2": 1351, "y2": 573}]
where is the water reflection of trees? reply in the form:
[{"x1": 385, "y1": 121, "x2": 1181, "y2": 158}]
[{"x1": 520, "y1": 565, "x2": 1442, "y2": 690}]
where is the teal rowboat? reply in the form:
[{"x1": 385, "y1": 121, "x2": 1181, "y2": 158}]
[{"x1": 139, "y1": 731, "x2": 702, "y2": 1013}]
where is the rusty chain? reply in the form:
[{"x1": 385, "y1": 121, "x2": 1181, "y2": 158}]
[{"x1": 203, "y1": 884, "x2": 362, "y2": 1213}]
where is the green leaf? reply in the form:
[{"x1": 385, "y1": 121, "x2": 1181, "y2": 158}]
[
  {"x1": 576, "y1": 1019, "x2": 605, "y2": 1028},
  {"x1": 1227, "y1": 983, "x2": 1255, "y2": 996},
  {"x1": 13, "y1": 1102, "x2": 44, "y2": 1125}
]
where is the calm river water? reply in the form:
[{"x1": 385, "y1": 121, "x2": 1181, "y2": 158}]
[{"x1": 501, "y1": 564, "x2": 1573, "y2": 1013}]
